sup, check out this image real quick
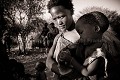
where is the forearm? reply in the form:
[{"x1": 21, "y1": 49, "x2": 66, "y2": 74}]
[
  {"x1": 46, "y1": 44, "x2": 56, "y2": 70},
  {"x1": 71, "y1": 58, "x2": 92, "y2": 76},
  {"x1": 46, "y1": 50, "x2": 60, "y2": 75},
  {"x1": 71, "y1": 58, "x2": 99, "y2": 76},
  {"x1": 70, "y1": 58, "x2": 84, "y2": 74},
  {"x1": 46, "y1": 57, "x2": 54, "y2": 70},
  {"x1": 46, "y1": 57, "x2": 61, "y2": 75}
]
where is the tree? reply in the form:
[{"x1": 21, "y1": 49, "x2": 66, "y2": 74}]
[{"x1": 2, "y1": 0, "x2": 47, "y2": 54}]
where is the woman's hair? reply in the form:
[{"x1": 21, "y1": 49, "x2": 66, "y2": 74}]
[
  {"x1": 47, "y1": 0, "x2": 74, "y2": 15},
  {"x1": 76, "y1": 11, "x2": 109, "y2": 33}
]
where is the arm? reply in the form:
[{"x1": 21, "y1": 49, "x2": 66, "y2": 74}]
[
  {"x1": 71, "y1": 57, "x2": 103, "y2": 76},
  {"x1": 59, "y1": 52, "x2": 104, "y2": 76},
  {"x1": 46, "y1": 34, "x2": 61, "y2": 75}
]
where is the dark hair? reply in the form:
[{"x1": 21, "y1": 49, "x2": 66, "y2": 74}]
[
  {"x1": 36, "y1": 62, "x2": 46, "y2": 71},
  {"x1": 76, "y1": 11, "x2": 109, "y2": 33},
  {"x1": 47, "y1": 0, "x2": 74, "y2": 15}
]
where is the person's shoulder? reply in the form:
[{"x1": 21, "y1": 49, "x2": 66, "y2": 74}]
[
  {"x1": 55, "y1": 33, "x2": 62, "y2": 37},
  {"x1": 103, "y1": 28, "x2": 120, "y2": 42},
  {"x1": 54, "y1": 33, "x2": 61, "y2": 40},
  {"x1": 64, "y1": 29, "x2": 80, "y2": 43},
  {"x1": 65, "y1": 29, "x2": 80, "y2": 37}
]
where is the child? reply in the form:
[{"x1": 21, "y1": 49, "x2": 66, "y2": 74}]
[
  {"x1": 59, "y1": 11, "x2": 109, "y2": 80},
  {"x1": 35, "y1": 61, "x2": 47, "y2": 80}
]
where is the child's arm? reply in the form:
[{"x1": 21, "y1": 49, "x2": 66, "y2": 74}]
[
  {"x1": 71, "y1": 57, "x2": 104, "y2": 76},
  {"x1": 59, "y1": 52, "x2": 104, "y2": 76},
  {"x1": 46, "y1": 34, "x2": 61, "y2": 75}
]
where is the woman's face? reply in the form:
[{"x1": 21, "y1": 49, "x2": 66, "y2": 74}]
[{"x1": 50, "y1": 6, "x2": 73, "y2": 32}]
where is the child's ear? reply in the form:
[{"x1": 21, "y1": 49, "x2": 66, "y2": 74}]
[{"x1": 94, "y1": 26, "x2": 100, "y2": 32}]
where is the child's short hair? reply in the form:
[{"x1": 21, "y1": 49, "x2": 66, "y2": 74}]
[
  {"x1": 76, "y1": 11, "x2": 109, "y2": 33},
  {"x1": 35, "y1": 61, "x2": 46, "y2": 71},
  {"x1": 47, "y1": 0, "x2": 74, "y2": 15}
]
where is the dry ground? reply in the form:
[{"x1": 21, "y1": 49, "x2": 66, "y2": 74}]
[{"x1": 9, "y1": 48, "x2": 56, "y2": 80}]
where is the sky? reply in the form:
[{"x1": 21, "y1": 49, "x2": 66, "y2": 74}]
[
  {"x1": 43, "y1": 0, "x2": 120, "y2": 22},
  {"x1": 72, "y1": 0, "x2": 120, "y2": 21},
  {"x1": 73, "y1": 0, "x2": 120, "y2": 15}
]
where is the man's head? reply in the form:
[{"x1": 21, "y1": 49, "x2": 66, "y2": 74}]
[
  {"x1": 50, "y1": 22, "x2": 55, "y2": 27},
  {"x1": 75, "y1": 11, "x2": 109, "y2": 44},
  {"x1": 47, "y1": 0, "x2": 74, "y2": 32}
]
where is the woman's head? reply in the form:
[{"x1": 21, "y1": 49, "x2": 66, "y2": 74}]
[
  {"x1": 47, "y1": 0, "x2": 74, "y2": 15},
  {"x1": 47, "y1": 0, "x2": 74, "y2": 32}
]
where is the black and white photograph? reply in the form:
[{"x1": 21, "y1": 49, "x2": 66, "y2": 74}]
[{"x1": 0, "y1": 0, "x2": 120, "y2": 80}]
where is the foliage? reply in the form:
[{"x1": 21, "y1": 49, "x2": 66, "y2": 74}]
[
  {"x1": 2, "y1": 0, "x2": 46, "y2": 36},
  {"x1": 27, "y1": 0, "x2": 46, "y2": 18},
  {"x1": 1, "y1": 0, "x2": 47, "y2": 53}
]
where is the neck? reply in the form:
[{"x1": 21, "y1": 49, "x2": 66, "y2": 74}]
[{"x1": 67, "y1": 21, "x2": 75, "y2": 31}]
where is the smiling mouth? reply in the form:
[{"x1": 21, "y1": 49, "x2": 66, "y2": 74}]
[
  {"x1": 59, "y1": 25, "x2": 66, "y2": 29},
  {"x1": 60, "y1": 27, "x2": 65, "y2": 29}
]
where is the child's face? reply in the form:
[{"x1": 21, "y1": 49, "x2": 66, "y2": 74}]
[
  {"x1": 50, "y1": 6, "x2": 73, "y2": 32},
  {"x1": 76, "y1": 22, "x2": 100, "y2": 44}
]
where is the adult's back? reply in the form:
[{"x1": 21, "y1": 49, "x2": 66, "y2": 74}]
[{"x1": 102, "y1": 29, "x2": 120, "y2": 80}]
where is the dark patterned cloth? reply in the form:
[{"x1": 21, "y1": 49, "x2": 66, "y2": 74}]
[{"x1": 102, "y1": 30, "x2": 120, "y2": 80}]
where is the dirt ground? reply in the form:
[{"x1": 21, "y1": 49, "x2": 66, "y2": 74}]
[{"x1": 9, "y1": 48, "x2": 56, "y2": 80}]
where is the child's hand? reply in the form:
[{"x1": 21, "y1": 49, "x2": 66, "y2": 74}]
[
  {"x1": 58, "y1": 49, "x2": 72, "y2": 63},
  {"x1": 83, "y1": 58, "x2": 89, "y2": 66}
]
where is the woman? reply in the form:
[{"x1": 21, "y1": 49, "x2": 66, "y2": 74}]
[
  {"x1": 59, "y1": 11, "x2": 109, "y2": 80},
  {"x1": 46, "y1": 0, "x2": 80, "y2": 79}
]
